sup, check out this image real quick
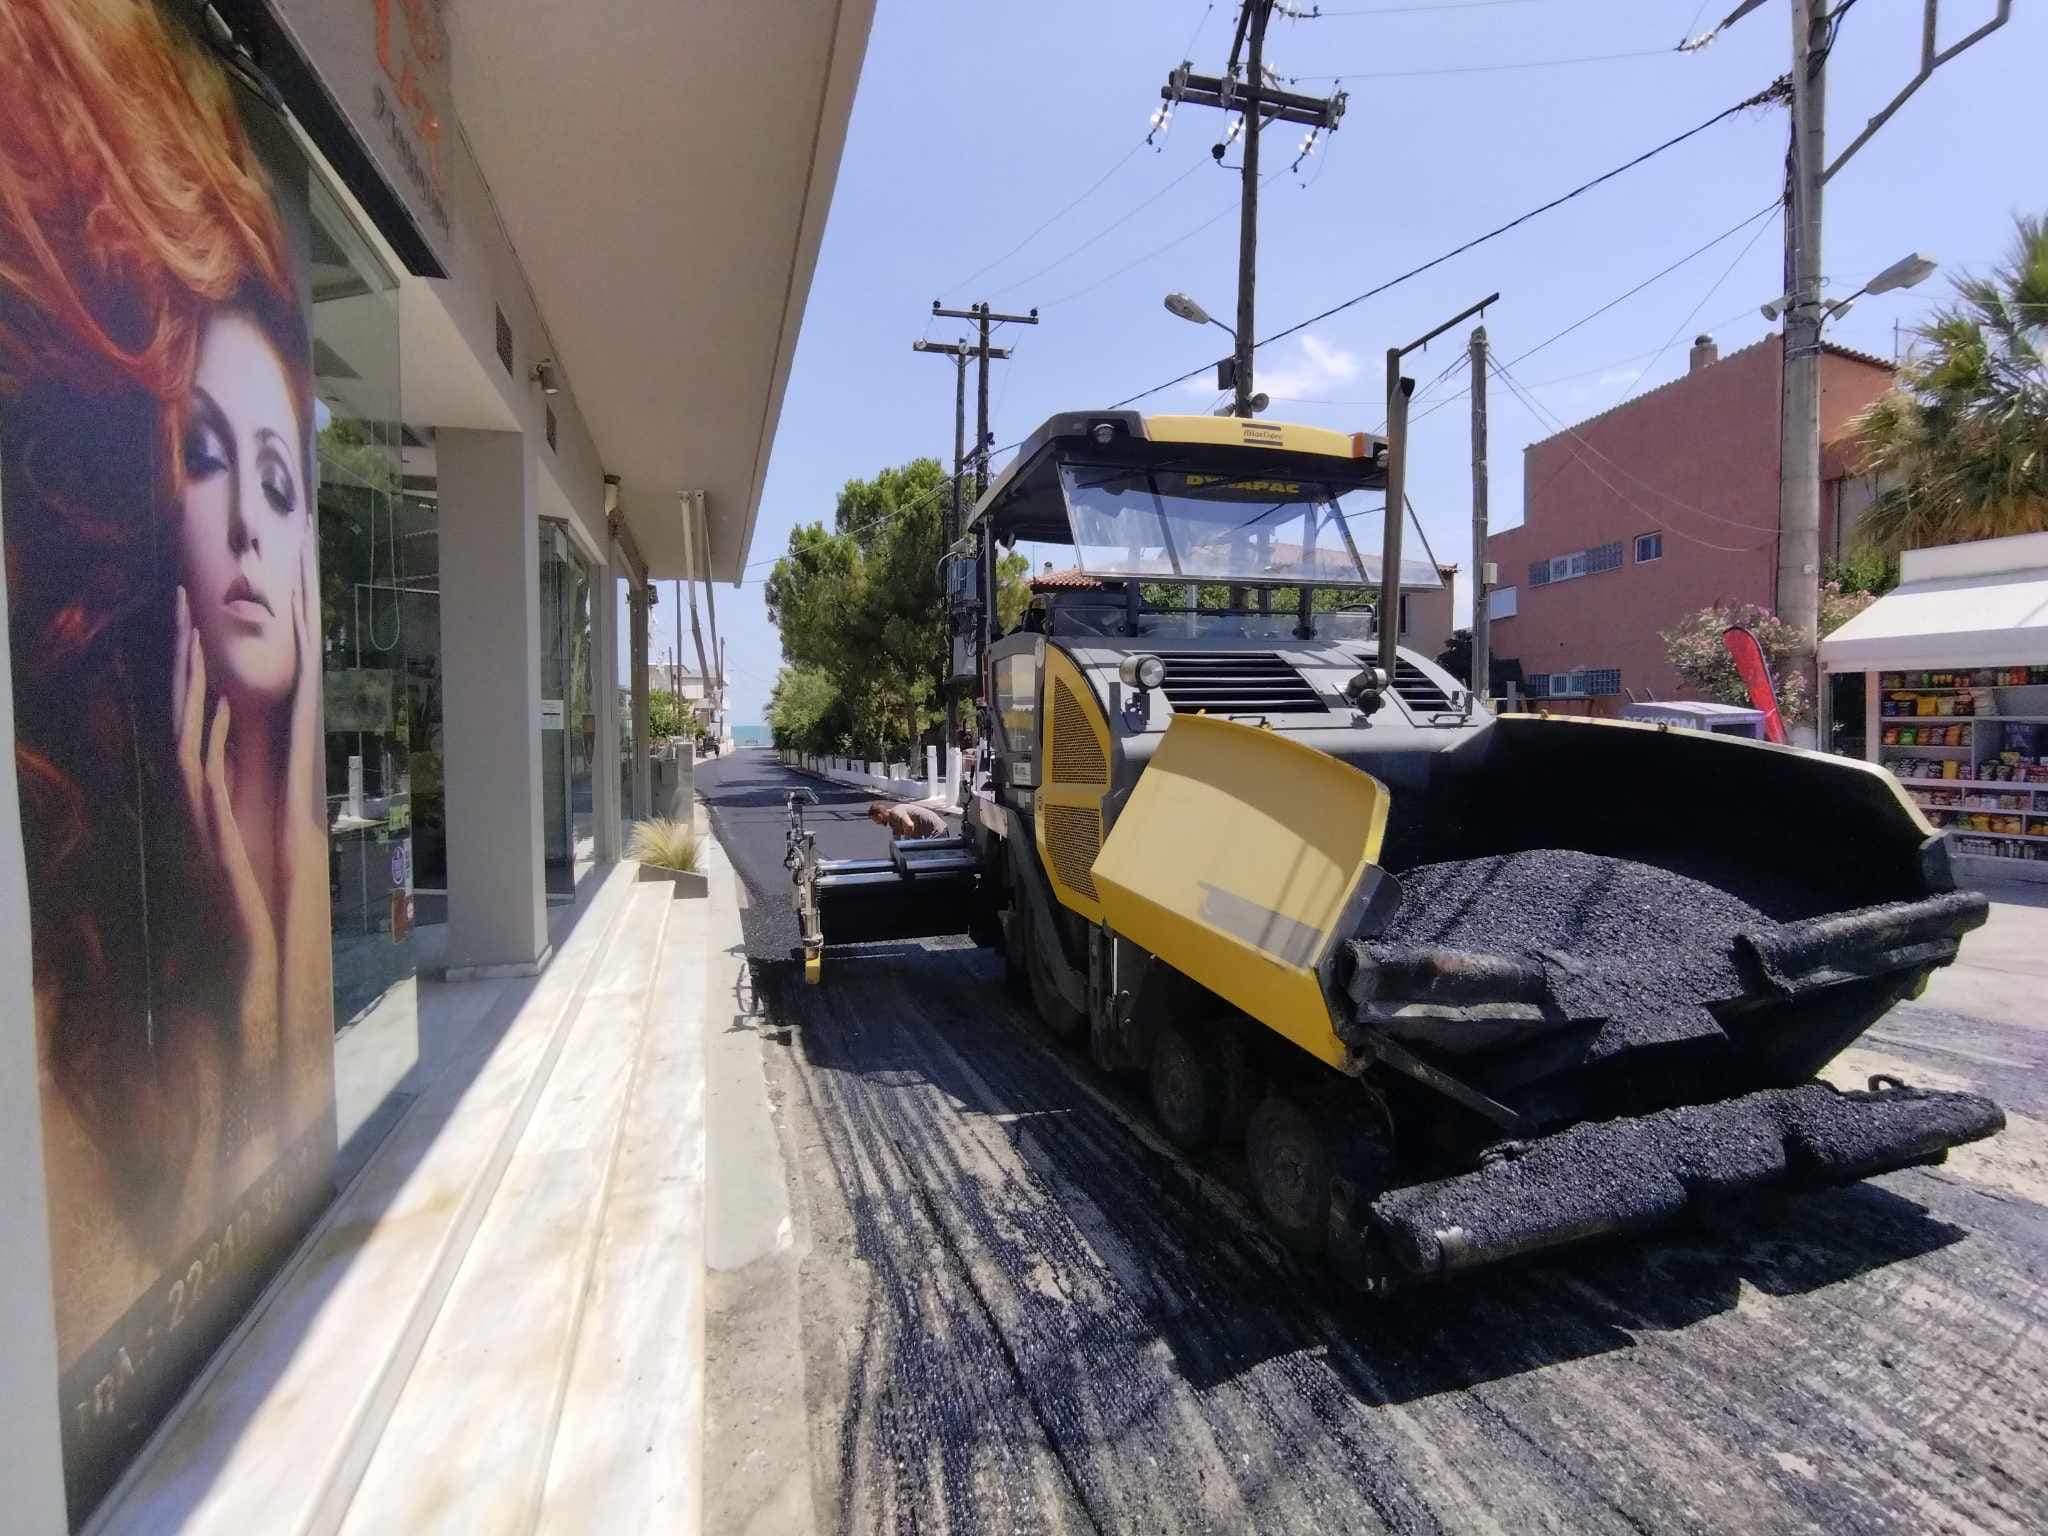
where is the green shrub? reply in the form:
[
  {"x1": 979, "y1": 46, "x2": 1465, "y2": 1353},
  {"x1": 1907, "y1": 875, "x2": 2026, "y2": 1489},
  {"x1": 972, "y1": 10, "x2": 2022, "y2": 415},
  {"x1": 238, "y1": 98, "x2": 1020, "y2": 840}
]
[{"x1": 627, "y1": 817, "x2": 702, "y2": 872}]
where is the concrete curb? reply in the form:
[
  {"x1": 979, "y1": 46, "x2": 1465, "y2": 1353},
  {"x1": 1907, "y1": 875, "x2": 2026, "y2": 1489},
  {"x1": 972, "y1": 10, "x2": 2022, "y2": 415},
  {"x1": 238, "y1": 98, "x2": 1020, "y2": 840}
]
[{"x1": 698, "y1": 830, "x2": 820, "y2": 1536}]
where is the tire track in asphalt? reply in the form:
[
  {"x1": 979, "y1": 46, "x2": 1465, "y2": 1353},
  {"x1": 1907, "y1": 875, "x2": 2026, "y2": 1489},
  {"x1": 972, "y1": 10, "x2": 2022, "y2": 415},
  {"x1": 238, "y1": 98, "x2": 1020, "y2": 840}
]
[
  {"x1": 791, "y1": 959, "x2": 1092, "y2": 1534},
  {"x1": 701, "y1": 752, "x2": 2048, "y2": 1536}
]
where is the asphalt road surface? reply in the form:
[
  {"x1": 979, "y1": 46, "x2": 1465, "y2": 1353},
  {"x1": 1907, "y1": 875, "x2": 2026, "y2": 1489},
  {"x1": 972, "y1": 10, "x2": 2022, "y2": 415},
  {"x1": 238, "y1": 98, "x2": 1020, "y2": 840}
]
[{"x1": 699, "y1": 748, "x2": 2048, "y2": 1536}]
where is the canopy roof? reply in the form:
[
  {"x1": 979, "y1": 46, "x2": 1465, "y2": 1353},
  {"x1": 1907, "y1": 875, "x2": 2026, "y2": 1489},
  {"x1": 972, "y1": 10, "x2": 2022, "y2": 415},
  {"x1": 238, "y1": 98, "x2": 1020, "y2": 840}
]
[{"x1": 1820, "y1": 532, "x2": 2048, "y2": 672}]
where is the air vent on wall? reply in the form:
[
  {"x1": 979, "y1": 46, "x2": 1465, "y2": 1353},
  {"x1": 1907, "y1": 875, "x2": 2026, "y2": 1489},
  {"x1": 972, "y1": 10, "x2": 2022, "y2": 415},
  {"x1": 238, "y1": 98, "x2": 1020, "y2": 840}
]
[
  {"x1": 495, "y1": 306, "x2": 514, "y2": 375},
  {"x1": 1158, "y1": 653, "x2": 1327, "y2": 716}
]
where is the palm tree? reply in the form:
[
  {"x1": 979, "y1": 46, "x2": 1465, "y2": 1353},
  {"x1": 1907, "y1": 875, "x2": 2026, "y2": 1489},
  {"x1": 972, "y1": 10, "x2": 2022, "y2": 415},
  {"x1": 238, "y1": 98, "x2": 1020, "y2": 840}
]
[{"x1": 1852, "y1": 213, "x2": 2048, "y2": 554}]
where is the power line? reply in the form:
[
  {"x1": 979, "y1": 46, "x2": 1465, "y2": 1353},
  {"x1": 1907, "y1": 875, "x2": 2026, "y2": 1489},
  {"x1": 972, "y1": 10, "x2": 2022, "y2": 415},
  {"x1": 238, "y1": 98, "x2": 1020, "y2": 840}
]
[
  {"x1": 1493, "y1": 348, "x2": 1780, "y2": 537},
  {"x1": 1254, "y1": 298, "x2": 1777, "y2": 411},
  {"x1": 1304, "y1": 0, "x2": 1555, "y2": 14},
  {"x1": 939, "y1": 139, "x2": 1148, "y2": 300},
  {"x1": 1043, "y1": 168, "x2": 1283, "y2": 309},
  {"x1": 1489, "y1": 359, "x2": 1771, "y2": 552},
  {"x1": 1285, "y1": 47, "x2": 1677, "y2": 82},
  {"x1": 1501, "y1": 205, "x2": 1782, "y2": 531},
  {"x1": 1602, "y1": 203, "x2": 1779, "y2": 417},
  {"x1": 1110, "y1": 77, "x2": 1790, "y2": 409},
  {"x1": 991, "y1": 154, "x2": 1209, "y2": 299},
  {"x1": 1504, "y1": 200, "x2": 1782, "y2": 370}
]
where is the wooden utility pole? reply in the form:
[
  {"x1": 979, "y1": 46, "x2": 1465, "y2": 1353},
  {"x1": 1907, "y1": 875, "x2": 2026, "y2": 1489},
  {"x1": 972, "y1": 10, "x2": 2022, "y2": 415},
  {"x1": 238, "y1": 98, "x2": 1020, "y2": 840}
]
[
  {"x1": 931, "y1": 302, "x2": 1035, "y2": 495},
  {"x1": 913, "y1": 336, "x2": 986, "y2": 742},
  {"x1": 932, "y1": 300, "x2": 1035, "y2": 701},
  {"x1": 1158, "y1": 0, "x2": 1346, "y2": 416},
  {"x1": 1469, "y1": 324, "x2": 1490, "y2": 703},
  {"x1": 912, "y1": 338, "x2": 986, "y2": 544}
]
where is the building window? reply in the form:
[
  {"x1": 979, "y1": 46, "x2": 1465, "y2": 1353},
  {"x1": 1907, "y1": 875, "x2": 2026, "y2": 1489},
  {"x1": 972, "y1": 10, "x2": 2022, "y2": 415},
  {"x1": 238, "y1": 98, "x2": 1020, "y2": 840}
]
[
  {"x1": 1487, "y1": 584, "x2": 1517, "y2": 620},
  {"x1": 1635, "y1": 531, "x2": 1663, "y2": 563},
  {"x1": 545, "y1": 404, "x2": 558, "y2": 453},
  {"x1": 1399, "y1": 592, "x2": 1411, "y2": 635},
  {"x1": 1543, "y1": 667, "x2": 1623, "y2": 698},
  {"x1": 1527, "y1": 541, "x2": 1627, "y2": 588},
  {"x1": 495, "y1": 304, "x2": 514, "y2": 375}
]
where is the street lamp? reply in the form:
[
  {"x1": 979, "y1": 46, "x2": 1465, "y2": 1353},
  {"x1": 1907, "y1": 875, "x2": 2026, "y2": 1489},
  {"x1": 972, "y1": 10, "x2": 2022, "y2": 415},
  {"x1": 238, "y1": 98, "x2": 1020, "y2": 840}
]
[
  {"x1": 1164, "y1": 291, "x2": 1234, "y2": 336},
  {"x1": 1211, "y1": 392, "x2": 1269, "y2": 416},
  {"x1": 1760, "y1": 251, "x2": 1937, "y2": 327}
]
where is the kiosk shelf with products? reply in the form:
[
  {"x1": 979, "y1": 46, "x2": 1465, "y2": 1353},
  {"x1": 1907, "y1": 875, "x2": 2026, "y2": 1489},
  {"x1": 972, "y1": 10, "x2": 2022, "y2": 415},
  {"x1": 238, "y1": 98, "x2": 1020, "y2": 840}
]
[{"x1": 1822, "y1": 534, "x2": 2048, "y2": 879}]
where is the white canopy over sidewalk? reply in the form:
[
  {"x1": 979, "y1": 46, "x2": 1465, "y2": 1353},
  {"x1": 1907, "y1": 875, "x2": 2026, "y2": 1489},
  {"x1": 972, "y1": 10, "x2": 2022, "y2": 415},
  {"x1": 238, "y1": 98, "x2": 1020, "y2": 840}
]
[{"x1": 1822, "y1": 532, "x2": 2048, "y2": 673}]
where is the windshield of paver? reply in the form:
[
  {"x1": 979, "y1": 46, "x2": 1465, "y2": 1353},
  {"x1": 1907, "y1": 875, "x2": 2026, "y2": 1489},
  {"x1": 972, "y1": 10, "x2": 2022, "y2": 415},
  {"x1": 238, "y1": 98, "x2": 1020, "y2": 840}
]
[{"x1": 1059, "y1": 463, "x2": 1376, "y2": 586}]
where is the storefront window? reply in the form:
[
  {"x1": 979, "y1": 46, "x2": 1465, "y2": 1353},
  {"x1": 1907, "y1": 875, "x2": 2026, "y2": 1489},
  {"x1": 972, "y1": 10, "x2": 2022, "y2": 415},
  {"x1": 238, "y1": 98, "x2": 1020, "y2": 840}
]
[
  {"x1": 307, "y1": 178, "x2": 431, "y2": 1182},
  {"x1": 540, "y1": 523, "x2": 596, "y2": 895}
]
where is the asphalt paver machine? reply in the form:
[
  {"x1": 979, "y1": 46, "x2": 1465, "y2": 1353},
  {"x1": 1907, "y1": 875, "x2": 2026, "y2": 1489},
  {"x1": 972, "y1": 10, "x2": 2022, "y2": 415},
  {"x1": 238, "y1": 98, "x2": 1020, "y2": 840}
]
[{"x1": 785, "y1": 409, "x2": 2002, "y2": 1291}]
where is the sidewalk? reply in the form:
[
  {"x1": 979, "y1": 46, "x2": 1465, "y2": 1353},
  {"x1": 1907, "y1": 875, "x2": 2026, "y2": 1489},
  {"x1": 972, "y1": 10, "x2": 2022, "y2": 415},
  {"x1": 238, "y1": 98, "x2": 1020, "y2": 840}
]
[{"x1": 87, "y1": 855, "x2": 722, "y2": 1535}]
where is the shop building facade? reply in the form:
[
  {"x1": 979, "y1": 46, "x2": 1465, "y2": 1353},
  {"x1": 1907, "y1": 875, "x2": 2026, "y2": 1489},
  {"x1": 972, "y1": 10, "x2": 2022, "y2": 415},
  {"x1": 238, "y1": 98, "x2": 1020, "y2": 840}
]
[{"x1": 0, "y1": 1, "x2": 873, "y2": 1527}]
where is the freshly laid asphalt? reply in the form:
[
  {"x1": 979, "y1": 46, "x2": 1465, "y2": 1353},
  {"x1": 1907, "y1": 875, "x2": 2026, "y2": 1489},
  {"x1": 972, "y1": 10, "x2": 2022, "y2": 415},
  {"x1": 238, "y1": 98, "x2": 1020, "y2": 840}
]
[{"x1": 699, "y1": 748, "x2": 2048, "y2": 1536}]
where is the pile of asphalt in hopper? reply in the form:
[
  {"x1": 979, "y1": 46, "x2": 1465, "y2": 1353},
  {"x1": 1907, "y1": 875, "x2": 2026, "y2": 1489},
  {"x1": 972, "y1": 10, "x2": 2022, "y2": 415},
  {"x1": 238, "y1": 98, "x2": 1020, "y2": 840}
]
[{"x1": 1380, "y1": 849, "x2": 1779, "y2": 1045}]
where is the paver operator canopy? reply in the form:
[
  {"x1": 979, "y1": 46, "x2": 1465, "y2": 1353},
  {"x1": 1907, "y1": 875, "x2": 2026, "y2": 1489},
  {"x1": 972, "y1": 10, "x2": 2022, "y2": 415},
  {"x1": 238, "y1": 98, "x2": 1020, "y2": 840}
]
[{"x1": 786, "y1": 408, "x2": 2005, "y2": 1295}]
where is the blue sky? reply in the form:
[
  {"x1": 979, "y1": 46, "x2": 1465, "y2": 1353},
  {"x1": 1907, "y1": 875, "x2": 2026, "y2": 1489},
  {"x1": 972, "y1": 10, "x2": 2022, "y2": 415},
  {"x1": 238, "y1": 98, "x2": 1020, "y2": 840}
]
[{"x1": 689, "y1": 0, "x2": 2041, "y2": 725}]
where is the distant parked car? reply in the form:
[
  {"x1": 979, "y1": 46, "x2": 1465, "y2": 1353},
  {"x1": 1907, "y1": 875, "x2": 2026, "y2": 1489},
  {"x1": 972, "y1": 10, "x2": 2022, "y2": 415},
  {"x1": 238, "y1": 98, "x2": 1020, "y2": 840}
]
[{"x1": 698, "y1": 736, "x2": 719, "y2": 756}]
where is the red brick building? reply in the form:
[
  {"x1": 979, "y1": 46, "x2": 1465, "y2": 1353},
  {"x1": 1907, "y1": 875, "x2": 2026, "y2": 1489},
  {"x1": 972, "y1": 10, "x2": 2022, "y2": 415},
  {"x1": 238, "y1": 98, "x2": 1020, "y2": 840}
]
[{"x1": 1485, "y1": 334, "x2": 1896, "y2": 710}]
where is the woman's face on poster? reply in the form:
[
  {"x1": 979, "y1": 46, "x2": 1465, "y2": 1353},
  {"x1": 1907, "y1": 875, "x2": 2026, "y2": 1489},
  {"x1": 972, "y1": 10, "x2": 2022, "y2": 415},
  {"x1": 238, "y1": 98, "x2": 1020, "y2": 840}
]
[{"x1": 177, "y1": 310, "x2": 308, "y2": 707}]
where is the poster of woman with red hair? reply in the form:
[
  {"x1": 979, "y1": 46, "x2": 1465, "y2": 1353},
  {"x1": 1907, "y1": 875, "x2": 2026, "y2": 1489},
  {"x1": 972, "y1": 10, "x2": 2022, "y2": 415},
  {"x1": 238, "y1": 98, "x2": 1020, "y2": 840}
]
[{"x1": 0, "y1": 0, "x2": 335, "y2": 1514}]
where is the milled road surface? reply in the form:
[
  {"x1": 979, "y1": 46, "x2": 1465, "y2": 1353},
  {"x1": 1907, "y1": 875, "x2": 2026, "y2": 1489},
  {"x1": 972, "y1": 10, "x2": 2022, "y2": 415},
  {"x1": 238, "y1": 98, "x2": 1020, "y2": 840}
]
[{"x1": 700, "y1": 749, "x2": 2048, "y2": 1535}]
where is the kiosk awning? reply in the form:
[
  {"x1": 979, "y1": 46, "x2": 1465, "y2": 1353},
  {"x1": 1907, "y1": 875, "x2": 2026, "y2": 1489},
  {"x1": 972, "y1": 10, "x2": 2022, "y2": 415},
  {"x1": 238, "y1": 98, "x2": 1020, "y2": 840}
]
[{"x1": 1820, "y1": 532, "x2": 2048, "y2": 672}]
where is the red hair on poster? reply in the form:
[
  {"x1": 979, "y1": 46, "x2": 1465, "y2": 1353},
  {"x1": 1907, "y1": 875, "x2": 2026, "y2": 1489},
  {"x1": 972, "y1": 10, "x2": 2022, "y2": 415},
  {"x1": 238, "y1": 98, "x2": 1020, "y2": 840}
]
[{"x1": 1721, "y1": 626, "x2": 1787, "y2": 744}]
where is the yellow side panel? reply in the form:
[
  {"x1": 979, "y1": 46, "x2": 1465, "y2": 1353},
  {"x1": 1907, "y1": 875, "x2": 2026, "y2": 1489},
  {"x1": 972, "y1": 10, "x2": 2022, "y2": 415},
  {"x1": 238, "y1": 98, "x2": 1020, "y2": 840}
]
[
  {"x1": 1035, "y1": 646, "x2": 1112, "y2": 923},
  {"x1": 1092, "y1": 716, "x2": 1389, "y2": 1069},
  {"x1": 1142, "y1": 414, "x2": 1358, "y2": 460}
]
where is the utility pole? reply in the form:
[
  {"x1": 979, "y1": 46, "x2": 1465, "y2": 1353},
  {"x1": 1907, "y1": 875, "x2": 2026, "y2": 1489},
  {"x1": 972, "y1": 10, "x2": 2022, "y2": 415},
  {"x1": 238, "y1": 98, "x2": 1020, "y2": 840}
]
[
  {"x1": 1158, "y1": 0, "x2": 1346, "y2": 415},
  {"x1": 932, "y1": 302, "x2": 1034, "y2": 494},
  {"x1": 1233, "y1": 0, "x2": 1269, "y2": 419},
  {"x1": 1379, "y1": 293, "x2": 1498, "y2": 681},
  {"x1": 1703, "y1": 0, "x2": 2010, "y2": 740},
  {"x1": 931, "y1": 301, "x2": 1033, "y2": 728},
  {"x1": 678, "y1": 491, "x2": 711, "y2": 729},
  {"x1": 911, "y1": 338, "x2": 979, "y2": 544},
  {"x1": 1469, "y1": 324, "x2": 1490, "y2": 704},
  {"x1": 1775, "y1": 0, "x2": 1828, "y2": 685},
  {"x1": 913, "y1": 336, "x2": 980, "y2": 741}
]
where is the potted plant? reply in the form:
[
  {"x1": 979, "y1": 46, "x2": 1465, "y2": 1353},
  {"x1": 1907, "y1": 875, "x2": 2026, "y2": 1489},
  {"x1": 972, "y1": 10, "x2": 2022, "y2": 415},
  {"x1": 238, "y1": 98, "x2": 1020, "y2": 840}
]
[{"x1": 628, "y1": 817, "x2": 708, "y2": 898}]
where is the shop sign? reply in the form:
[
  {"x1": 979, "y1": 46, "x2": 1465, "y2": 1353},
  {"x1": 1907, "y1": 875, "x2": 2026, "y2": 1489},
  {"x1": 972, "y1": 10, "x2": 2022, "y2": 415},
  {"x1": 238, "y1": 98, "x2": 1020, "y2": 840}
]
[{"x1": 264, "y1": 0, "x2": 455, "y2": 269}]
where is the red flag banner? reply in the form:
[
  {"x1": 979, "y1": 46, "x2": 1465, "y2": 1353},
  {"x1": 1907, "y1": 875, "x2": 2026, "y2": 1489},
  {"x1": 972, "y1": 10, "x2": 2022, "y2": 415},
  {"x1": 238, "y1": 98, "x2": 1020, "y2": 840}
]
[{"x1": 1721, "y1": 625, "x2": 1787, "y2": 744}]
